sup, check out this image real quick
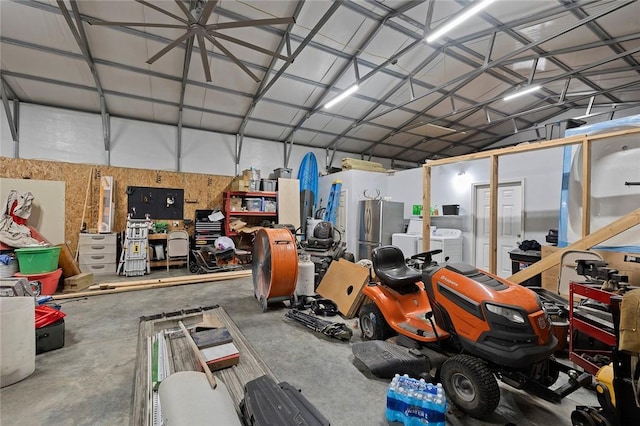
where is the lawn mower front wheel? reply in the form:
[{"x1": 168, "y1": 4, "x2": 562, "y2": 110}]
[{"x1": 440, "y1": 354, "x2": 500, "y2": 419}]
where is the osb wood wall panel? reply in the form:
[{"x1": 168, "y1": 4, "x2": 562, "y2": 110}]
[{"x1": 0, "y1": 158, "x2": 233, "y2": 254}]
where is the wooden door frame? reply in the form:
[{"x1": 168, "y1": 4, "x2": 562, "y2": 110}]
[{"x1": 471, "y1": 179, "x2": 525, "y2": 272}]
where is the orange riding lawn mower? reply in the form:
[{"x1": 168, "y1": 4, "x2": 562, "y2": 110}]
[{"x1": 352, "y1": 245, "x2": 590, "y2": 419}]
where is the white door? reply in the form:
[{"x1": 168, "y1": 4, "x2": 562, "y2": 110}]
[{"x1": 474, "y1": 182, "x2": 523, "y2": 277}]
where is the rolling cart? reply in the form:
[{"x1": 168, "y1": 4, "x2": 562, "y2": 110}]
[{"x1": 569, "y1": 280, "x2": 640, "y2": 425}]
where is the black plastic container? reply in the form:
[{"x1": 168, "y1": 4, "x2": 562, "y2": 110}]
[
  {"x1": 240, "y1": 375, "x2": 330, "y2": 425},
  {"x1": 36, "y1": 319, "x2": 65, "y2": 354}
]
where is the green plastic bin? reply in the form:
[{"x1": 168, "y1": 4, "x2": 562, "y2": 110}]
[{"x1": 15, "y1": 246, "x2": 61, "y2": 274}]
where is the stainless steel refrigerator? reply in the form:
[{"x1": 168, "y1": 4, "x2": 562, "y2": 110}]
[{"x1": 358, "y1": 200, "x2": 404, "y2": 261}]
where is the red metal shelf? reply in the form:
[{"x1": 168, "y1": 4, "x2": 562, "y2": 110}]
[
  {"x1": 225, "y1": 191, "x2": 277, "y2": 198},
  {"x1": 226, "y1": 212, "x2": 277, "y2": 217},
  {"x1": 222, "y1": 191, "x2": 278, "y2": 237},
  {"x1": 569, "y1": 281, "x2": 620, "y2": 376}
]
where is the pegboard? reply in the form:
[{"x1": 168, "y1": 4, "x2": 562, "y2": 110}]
[{"x1": 126, "y1": 186, "x2": 184, "y2": 220}]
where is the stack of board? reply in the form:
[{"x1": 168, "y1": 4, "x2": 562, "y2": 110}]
[
  {"x1": 194, "y1": 328, "x2": 240, "y2": 371},
  {"x1": 191, "y1": 313, "x2": 240, "y2": 371},
  {"x1": 341, "y1": 158, "x2": 387, "y2": 173}
]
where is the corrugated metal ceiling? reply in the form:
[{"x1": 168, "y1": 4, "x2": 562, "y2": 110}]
[{"x1": 1, "y1": 0, "x2": 639, "y2": 165}]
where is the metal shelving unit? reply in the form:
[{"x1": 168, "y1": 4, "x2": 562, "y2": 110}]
[{"x1": 223, "y1": 191, "x2": 277, "y2": 237}]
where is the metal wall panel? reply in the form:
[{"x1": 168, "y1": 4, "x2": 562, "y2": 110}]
[{"x1": 19, "y1": 103, "x2": 106, "y2": 165}]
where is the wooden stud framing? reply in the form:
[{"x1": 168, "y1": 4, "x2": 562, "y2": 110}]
[
  {"x1": 422, "y1": 127, "x2": 640, "y2": 278},
  {"x1": 422, "y1": 165, "x2": 431, "y2": 251},
  {"x1": 581, "y1": 137, "x2": 591, "y2": 237},
  {"x1": 509, "y1": 207, "x2": 640, "y2": 284},
  {"x1": 489, "y1": 155, "x2": 499, "y2": 274}
]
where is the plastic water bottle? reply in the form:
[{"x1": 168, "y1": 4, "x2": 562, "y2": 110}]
[
  {"x1": 386, "y1": 377, "x2": 400, "y2": 423},
  {"x1": 431, "y1": 384, "x2": 447, "y2": 426}
]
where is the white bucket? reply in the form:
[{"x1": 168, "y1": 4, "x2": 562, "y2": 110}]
[
  {"x1": 295, "y1": 254, "x2": 315, "y2": 297},
  {"x1": 1, "y1": 297, "x2": 35, "y2": 388}
]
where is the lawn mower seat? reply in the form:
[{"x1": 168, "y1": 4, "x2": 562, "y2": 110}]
[{"x1": 372, "y1": 246, "x2": 422, "y2": 289}]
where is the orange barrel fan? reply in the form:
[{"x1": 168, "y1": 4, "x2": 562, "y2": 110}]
[{"x1": 252, "y1": 228, "x2": 299, "y2": 312}]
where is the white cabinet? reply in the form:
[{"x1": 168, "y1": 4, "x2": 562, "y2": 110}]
[{"x1": 78, "y1": 233, "x2": 117, "y2": 275}]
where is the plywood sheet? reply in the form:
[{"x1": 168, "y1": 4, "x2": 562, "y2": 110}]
[
  {"x1": 0, "y1": 178, "x2": 65, "y2": 244},
  {"x1": 277, "y1": 178, "x2": 300, "y2": 229},
  {"x1": 0, "y1": 157, "x2": 233, "y2": 257},
  {"x1": 316, "y1": 259, "x2": 370, "y2": 318}
]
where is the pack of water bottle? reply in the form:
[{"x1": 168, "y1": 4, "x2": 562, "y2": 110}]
[{"x1": 385, "y1": 374, "x2": 447, "y2": 426}]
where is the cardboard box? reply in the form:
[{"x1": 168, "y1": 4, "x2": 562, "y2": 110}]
[
  {"x1": 242, "y1": 168, "x2": 260, "y2": 181},
  {"x1": 229, "y1": 197, "x2": 242, "y2": 211},
  {"x1": 231, "y1": 179, "x2": 250, "y2": 192}
]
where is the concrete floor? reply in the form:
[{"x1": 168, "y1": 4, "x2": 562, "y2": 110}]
[{"x1": 1, "y1": 268, "x2": 597, "y2": 426}]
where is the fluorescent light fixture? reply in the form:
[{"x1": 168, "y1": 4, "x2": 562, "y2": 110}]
[
  {"x1": 503, "y1": 85, "x2": 542, "y2": 101},
  {"x1": 426, "y1": 0, "x2": 496, "y2": 43},
  {"x1": 324, "y1": 85, "x2": 359, "y2": 109},
  {"x1": 427, "y1": 123, "x2": 467, "y2": 134}
]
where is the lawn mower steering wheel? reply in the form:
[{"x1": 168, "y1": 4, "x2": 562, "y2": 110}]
[{"x1": 410, "y1": 249, "x2": 443, "y2": 268}]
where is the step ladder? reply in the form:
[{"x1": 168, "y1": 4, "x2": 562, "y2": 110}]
[
  {"x1": 117, "y1": 214, "x2": 151, "y2": 277},
  {"x1": 323, "y1": 180, "x2": 342, "y2": 226}
]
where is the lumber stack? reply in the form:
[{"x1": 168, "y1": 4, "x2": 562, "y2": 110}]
[
  {"x1": 63, "y1": 273, "x2": 94, "y2": 293},
  {"x1": 341, "y1": 158, "x2": 388, "y2": 173},
  {"x1": 52, "y1": 269, "x2": 252, "y2": 299}
]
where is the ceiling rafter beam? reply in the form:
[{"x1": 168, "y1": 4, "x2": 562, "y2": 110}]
[
  {"x1": 20, "y1": 0, "x2": 569, "y2": 131},
  {"x1": 419, "y1": 78, "x2": 640, "y2": 160},
  {"x1": 279, "y1": 1, "x2": 423, "y2": 165},
  {"x1": 57, "y1": 0, "x2": 111, "y2": 151},
  {"x1": 360, "y1": 0, "x2": 628, "y2": 132},
  {"x1": 356, "y1": 0, "x2": 633, "y2": 158},
  {"x1": 560, "y1": 0, "x2": 640, "y2": 76},
  {"x1": 236, "y1": 1, "x2": 305, "y2": 163},
  {"x1": 1, "y1": 77, "x2": 19, "y2": 144},
  {"x1": 217, "y1": 0, "x2": 571, "y2": 114},
  {"x1": 323, "y1": 0, "x2": 561, "y2": 155},
  {"x1": 466, "y1": 0, "x2": 624, "y2": 104},
  {"x1": 238, "y1": 1, "x2": 341, "y2": 164},
  {"x1": 176, "y1": 34, "x2": 195, "y2": 172},
  {"x1": 2, "y1": 68, "x2": 444, "y2": 157},
  {"x1": 497, "y1": 32, "x2": 640, "y2": 67},
  {"x1": 255, "y1": 2, "x2": 341, "y2": 104},
  {"x1": 424, "y1": 0, "x2": 436, "y2": 34},
  {"x1": 391, "y1": 45, "x2": 640, "y2": 159},
  {"x1": 0, "y1": 36, "x2": 406, "y2": 138},
  {"x1": 426, "y1": 99, "x2": 640, "y2": 158},
  {"x1": 484, "y1": 31, "x2": 496, "y2": 65},
  {"x1": 21, "y1": 0, "x2": 599, "y2": 118}
]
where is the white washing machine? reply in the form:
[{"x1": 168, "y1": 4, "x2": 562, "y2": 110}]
[
  {"x1": 392, "y1": 219, "x2": 423, "y2": 258},
  {"x1": 430, "y1": 228, "x2": 463, "y2": 263}
]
